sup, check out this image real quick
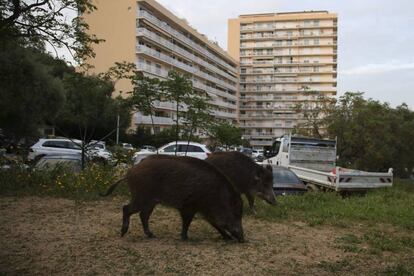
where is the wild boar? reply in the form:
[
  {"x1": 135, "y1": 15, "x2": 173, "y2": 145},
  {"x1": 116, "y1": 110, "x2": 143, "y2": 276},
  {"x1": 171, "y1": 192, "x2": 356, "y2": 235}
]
[
  {"x1": 206, "y1": 151, "x2": 275, "y2": 213},
  {"x1": 101, "y1": 155, "x2": 244, "y2": 242}
]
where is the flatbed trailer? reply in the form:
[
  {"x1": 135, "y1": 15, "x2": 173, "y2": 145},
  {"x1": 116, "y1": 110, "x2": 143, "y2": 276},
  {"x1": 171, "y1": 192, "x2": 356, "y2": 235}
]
[{"x1": 263, "y1": 135, "x2": 393, "y2": 191}]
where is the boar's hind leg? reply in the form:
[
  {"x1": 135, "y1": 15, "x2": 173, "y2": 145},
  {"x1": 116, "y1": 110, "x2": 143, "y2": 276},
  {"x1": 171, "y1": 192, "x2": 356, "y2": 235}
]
[
  {"x1": 121, "y1": 203, "x2": 140, "y2": 237},
  {"x1": 179, "y1": 209, "x2": 196, "y2": 241},
  {"x1": 139, "y1": 203, "x2": 156, "y2": 238}
]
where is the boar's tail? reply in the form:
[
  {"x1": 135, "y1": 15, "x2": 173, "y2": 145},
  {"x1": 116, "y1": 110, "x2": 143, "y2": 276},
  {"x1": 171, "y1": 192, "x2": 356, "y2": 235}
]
[{"x1": 100, "y1": 177, "x2": 127, "y2": 197}]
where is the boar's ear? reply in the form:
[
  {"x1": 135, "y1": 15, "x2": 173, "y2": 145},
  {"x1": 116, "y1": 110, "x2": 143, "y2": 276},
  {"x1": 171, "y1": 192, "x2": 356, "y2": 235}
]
[{"x1": 265, "y1": 165, "x2": 273, "y2": 172}]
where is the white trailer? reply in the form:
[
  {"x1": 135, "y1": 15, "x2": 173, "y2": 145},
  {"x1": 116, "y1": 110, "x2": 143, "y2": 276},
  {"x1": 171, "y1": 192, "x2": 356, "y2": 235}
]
[{"x1": 263, "y1": 135, "x2": 393, "y2": 191}]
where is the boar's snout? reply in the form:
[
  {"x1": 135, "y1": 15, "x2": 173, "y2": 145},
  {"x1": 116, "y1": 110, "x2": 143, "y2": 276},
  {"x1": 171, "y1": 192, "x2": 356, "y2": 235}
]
[
  {"x1": 257, "y1": 189, "x2": 277, "y2": 205},
  {"x1": 265, "y1": 191, "x2": 277, "y2": 205}
]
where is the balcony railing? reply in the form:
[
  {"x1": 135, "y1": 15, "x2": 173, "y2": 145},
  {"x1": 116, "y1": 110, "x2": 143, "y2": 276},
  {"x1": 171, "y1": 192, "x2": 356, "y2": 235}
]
[
  {"x1": 213, "y1": 110, "x2": 237, "y2": 119},
  {"x1": 137, "y1": 28, "x2": 238, "y2": 83},
  {"x1": 137, "y1": 10, "x2": 237, "y2": 74},
  {"x1": 240, "y1": 105, "x2": 293, "y2": 110},
  {"x1": 135, "y1": 64, "x2": 237, "y2": 113},
  {"x1": 136, "y1": 45, "x2": 237, "y2": 91},
  {"x1": 135, "y1": 114, "x2": 175, "y2": 125}
]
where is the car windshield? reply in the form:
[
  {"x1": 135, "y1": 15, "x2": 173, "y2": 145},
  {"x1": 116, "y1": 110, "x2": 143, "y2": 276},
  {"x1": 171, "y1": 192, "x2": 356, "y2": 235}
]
[{"x1": 273, "y1": 169, "x2": 300, "y2": 184}]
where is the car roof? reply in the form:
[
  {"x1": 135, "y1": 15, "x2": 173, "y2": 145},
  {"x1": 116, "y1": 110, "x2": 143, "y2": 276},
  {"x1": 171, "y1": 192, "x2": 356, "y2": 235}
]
[
  {"x1": 39, "y1": 138, "x2": 82, "y2": 143},
  {"x1": 162, "y1": 141, "x2": 207, "y2": 147}
]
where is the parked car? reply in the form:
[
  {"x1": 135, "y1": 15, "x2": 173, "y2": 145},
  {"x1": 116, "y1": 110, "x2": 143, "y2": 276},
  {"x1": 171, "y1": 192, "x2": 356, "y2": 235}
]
[
  {"x1": 239, "y1": 147, "x2": 253, "y2": 158},
  {"x1": 133, "y1": 141, "x2": 211, "y2": 164},
  {"x1": 28, "y1": 138, "x2": 113, "y2": 163},
  {"x1": 120, "y1": 143, "x2": 134, "y2": 151},
  {"x1": 271, "y1": 166, "x2": 307, "y2": 195},
  {"x1": 140, "y1": 145, "x2": 156, "y2": 152},
  {"x1": 34, "y1": 154, "x2": 82, "y2": 173},
  {"x1": 252, "y1": 149, "x2": 264, "y2": 158}
]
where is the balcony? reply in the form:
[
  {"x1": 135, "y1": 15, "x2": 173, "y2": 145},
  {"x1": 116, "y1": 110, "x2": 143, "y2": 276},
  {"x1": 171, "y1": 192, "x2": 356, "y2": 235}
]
[
  {"x1": 136, "y1": 28, "x2": 238, "y2": 83},
  {"x1": 249, "y1": 140, "x2": 273, "y2": 146},
  {"x1": 136, "y1": 45, "x2": 237, "y2": 91},
  {"x1": 212, "y1": 110, "x2": 237, "y2": 119},
  {"x1": 135, "y1": 114, "x2": 175, "y2": 125},
  {"x1": 135, "y1": 63, "x2": 238, "y2": 108},
  {"x1": 240, "y1": 105, "x2": 293, "y2": 111},
  {"x1": 137, "y1": 10, "x2": 237, "y2": 74}
]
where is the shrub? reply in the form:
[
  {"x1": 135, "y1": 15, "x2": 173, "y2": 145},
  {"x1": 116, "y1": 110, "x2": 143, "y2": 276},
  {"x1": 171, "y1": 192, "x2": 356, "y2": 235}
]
[{"x1": 0, "y1": 164, "x2": 130, "y2": 200}]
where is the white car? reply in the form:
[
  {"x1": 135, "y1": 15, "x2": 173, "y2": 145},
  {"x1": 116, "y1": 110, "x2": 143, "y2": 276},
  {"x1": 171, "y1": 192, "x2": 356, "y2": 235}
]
[
  {"x1": 28, "y1": 138, "x2": 113, "y2": 162},
  {"x1": 133, "y1": 141, "x2": 211, "y2": 164},
  {"x1": 252, "y1": 149, "x2": 264, "y2": 158}
]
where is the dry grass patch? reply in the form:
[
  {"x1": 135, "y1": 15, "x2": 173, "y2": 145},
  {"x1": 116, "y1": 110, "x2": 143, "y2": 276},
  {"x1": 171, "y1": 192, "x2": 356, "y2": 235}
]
[{"x1": 0, "y1": 196, "x2": 413, "y2": 275}]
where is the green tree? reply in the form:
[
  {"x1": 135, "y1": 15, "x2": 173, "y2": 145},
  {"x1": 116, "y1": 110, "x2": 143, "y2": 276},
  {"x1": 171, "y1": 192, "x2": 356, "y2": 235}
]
[
  {"x1": 325, "y1": 92, "x2": 414, "y2": 177},
  {"x1": 129, "y1": 72, "x2": 162, "y2": 151},
  {"x1": 293, "y1": 86, "x2": 335, "y2": 138},
  {"x1": 0, "y1": 42, "x2": 65, "y2": 141},
  {"x1": 54, "y1": 72, "x2": 130, "y2": 168},
  {"x1": 162, "y1": 70, "x2": 196, "y2": 154},
  {"x1": 182, "y1": 94, "x2": 213, "y2": 155},
  {"x1": 0, "y1": 0, "x2": 102, "y2": 63},
  {"x1": 209, "y1": 122, "x2": 242, "y2": 150}
]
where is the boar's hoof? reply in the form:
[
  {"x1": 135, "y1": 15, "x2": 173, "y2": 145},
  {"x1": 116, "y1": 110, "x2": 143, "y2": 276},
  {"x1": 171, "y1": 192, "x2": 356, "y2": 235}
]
[
  {"x1": 146, "y1": 232, "x2": 155, "y2": 238},
  {"x1": 121, "y1": 228, "x2": 128, "y2": 237}
]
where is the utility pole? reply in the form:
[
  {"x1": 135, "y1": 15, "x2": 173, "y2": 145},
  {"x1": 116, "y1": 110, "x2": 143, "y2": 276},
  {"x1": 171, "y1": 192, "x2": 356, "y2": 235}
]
[{"x1": 116, "y1": 114, "x2": 120, "y2": 144}]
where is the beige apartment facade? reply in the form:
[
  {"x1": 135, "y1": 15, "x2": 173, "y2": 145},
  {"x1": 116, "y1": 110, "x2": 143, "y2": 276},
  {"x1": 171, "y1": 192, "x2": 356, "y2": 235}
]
[
  {"x1": 85, "y1": 0, "x2": 239, "y2": 133},
  {"x1": 228, "y1": 11, "x2": 338, "y2": 148}
]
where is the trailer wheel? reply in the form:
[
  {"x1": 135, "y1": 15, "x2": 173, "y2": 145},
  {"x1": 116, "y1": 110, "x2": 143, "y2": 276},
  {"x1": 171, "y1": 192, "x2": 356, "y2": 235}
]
[{"x1": 306, "y1": 183, "x2": 319, "y2": 192}]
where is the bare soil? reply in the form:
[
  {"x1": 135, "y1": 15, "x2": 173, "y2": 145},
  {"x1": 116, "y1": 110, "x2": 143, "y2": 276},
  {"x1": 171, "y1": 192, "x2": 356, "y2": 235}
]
[{"x1": 0, "y1": 196, "x2": 412, "y2": 275}]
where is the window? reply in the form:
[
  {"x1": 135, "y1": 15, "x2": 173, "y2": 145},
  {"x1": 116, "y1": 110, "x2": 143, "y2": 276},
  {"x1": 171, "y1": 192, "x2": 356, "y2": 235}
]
[
  {"x1": 43, "y1": 141, "x2": 66, "y2": 148},
  {"x1": 282, "y1": 139, "x2": 289, "y2": 152},
  {"x1": 188, "y1": 145, "x2": 204, "y2": 152},
  {"x1": 314, "y1": 38, "x2": 319, "y2": 45},
  {"x1": 67, "y1": 142, "x2": 81, "y2": 149},
  {"x1": 163, "y1": 145, "x2": 176, "y2": 152},
  {"x1": 304, "y1": 39, "x2": 309, "y2": 46},
  {"x1": 313, "y1": 20, "x2": 319, "y2": 26}
]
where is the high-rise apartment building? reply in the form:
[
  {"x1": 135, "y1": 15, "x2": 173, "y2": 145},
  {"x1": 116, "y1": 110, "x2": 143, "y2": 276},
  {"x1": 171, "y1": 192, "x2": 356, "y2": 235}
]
[
  {"x1": 228, "y1": 11, "x2": 338, "y2": 148},
  {"x1": 84, "y1": 0, "x2": 238, "y2": 133}
]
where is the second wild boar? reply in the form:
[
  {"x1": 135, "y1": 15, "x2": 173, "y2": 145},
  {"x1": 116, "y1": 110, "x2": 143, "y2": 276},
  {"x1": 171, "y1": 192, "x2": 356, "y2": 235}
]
[
  {"x1": 101, "y1": 155, "x2": 244, "y2": 242},
  {"x1": 206, "y1": 151, "x2": 276, "y2": 213}
]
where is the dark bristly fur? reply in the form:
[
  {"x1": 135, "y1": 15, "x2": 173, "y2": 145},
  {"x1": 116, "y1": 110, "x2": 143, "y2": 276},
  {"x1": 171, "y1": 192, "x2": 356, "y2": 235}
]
[
  {"x1": 206, "y1": 152, "x2": 276, "y2": 213},
  {"x1": 101, "y1": 155, "x2": 244, "y2": 242}
]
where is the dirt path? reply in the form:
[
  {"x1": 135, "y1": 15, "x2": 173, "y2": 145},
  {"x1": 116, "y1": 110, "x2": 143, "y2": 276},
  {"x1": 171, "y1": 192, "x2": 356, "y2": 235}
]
[{"x1": 0, "y1": 196, "x2": 411, "y2": 275}]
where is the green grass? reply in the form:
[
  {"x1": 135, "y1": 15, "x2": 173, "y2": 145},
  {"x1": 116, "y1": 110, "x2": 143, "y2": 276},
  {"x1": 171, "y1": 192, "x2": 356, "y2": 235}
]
[{"x1": 256, "y1": 179, "x2": 414, "y2": 230}]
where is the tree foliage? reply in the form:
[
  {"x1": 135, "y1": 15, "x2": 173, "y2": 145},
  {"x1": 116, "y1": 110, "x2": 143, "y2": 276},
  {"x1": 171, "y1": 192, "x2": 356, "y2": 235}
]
[
  {"x1": 209, "y1": 122, "x2": 242, "y2": 149},
  {"x1": 0, "y1": 0, "x2": 102, "y2": 63},
  {"x1": 54, "y1": 72, "x2": 131, "y2": 142},
  {"x1": 0, "y1": 41, "x2": 65, "y2": 140},
  {"x1": 162, "y1": 70, "x2": 197, "y2": 153},
  {"x1": 325, "y1": 92, "x2": 414, "y2": 177},
  {"x1": 293, "y1": 87, "x2": 335, "y2": 138}
]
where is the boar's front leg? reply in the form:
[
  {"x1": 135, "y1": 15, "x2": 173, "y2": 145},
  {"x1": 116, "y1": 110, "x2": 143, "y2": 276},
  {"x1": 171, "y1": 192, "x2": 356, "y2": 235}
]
[
  {"x1": 246, "y1": 193, "x2": 257, "y2": 215},
  {"x1": 179, "y1": 208, "x2": 196, "y2": 241},
  {"x1": 139, "y1": 203, "x2": 156, "y2": 238},
  {"x1": 210, "y1": 223, "x2": 232, "y2": 240}
]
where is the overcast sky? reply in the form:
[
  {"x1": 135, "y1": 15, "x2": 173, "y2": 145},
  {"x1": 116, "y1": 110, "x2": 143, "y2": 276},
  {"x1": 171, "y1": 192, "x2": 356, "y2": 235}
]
[{"x1": 155, "y1": 0, "x2": 414, "y2": 108}]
